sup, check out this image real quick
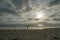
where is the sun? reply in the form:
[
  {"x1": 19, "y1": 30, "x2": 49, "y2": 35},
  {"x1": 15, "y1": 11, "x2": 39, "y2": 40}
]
[
  {"x1": 36, "y1": 13, "x2": 44, "y2": 19},
  {"x1": 35, "y1": 11, "x2": 44, "y2": 19}
]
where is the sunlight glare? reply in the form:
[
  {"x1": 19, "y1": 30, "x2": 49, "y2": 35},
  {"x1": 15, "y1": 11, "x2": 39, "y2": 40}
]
[{"x1": 35, "y1": 11, "x2": 44, "y2": 19}]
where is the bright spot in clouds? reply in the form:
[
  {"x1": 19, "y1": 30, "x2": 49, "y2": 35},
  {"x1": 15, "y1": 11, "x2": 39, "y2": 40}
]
[{"x1": 35, "y1": 11, "x2": 45, "y2": 19}]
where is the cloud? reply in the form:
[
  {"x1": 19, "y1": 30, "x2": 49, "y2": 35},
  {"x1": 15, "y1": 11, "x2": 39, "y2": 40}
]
[
  {"x1": 39, "y1": 22, "x2": 60, "y2": 27},
  {"x1": 49, "y1": 0, "x2": 60, "y2": 6},
  {"x1": 12, "y1": 0, "x2": 24, "y2": 9},
  {"x1": 12, "y1": 0, "x2": 32, "y2": 12},
  {"x1": 0, "y1": 0, "x2": 18, "y2": 16},
  {"x1": 52, "y1": 18, "x2": 60, "y2": 21},
  {"x1": 0, "y1": 0, "x2": 60, "y2": 26},
  {"x1": 0, "y1": 8, "x2": 18, "y2": 16}
]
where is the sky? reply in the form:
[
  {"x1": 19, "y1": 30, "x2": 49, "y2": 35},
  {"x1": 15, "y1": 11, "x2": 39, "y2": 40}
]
[{"x1": 0, "y1": 0, "x2": 60, "y2": 27}]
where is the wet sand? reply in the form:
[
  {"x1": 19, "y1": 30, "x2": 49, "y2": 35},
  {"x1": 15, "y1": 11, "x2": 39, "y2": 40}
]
[{"x1": 0, "y1": 28, "x2": 60, "y2": 40}]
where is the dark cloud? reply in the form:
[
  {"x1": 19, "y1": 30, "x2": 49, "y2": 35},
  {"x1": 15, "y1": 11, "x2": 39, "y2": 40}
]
[
  {"x1": 12, "y1": 0, "x2": 25, "y2": 9},
  {"x1": 12, "y1": 0, "x2": 32, "y2": 11},
  {"x1": 24, "y1": 7, "x2": 32, "y2": 12},
  {"x1": 0, "y1": 8, "x2": 18, "y2": 15},
  {"x1": 49, "y1": 0, "x2": 60, "y2": 6},
  {"x1": 0, "y1": 0, "x2": 18, "y2": 16},
  {"x1": 0, "y1": 0, "x2": 32, "y2": 16},
  {"x1": 39, "y1": 22, "x2": 60, "y2": 27},
  {"x1": 52, "y1": 18, "x2": 60, "y2": 21},
  {"x1": 27, "y1": 18, "x2": 33, "y2": 20},
  {"x1": 22, "y1": 0, "x2": 32, "y2": 12},
  {"x1": 49, "y1": 13, "x2": 57, "y2": 17}
]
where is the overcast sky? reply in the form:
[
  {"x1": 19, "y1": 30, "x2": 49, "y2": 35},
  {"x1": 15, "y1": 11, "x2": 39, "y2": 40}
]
[{"x1": 0, "y1": 0, "x2": 60, "y2": 27}]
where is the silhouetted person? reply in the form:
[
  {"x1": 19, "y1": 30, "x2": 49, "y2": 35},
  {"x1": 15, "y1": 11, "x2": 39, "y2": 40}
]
[{"x1": 27, "y1": 25, "x2": 28, "y2": 29}]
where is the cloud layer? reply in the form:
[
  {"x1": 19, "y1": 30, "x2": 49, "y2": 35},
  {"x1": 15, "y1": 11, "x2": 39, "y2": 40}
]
[
  {"x1": 49, "y1": 0, "x2": 60, "y2": 6},
  {"x1": 0, "y1": 0, "x2": 60, "y2": 27}
]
